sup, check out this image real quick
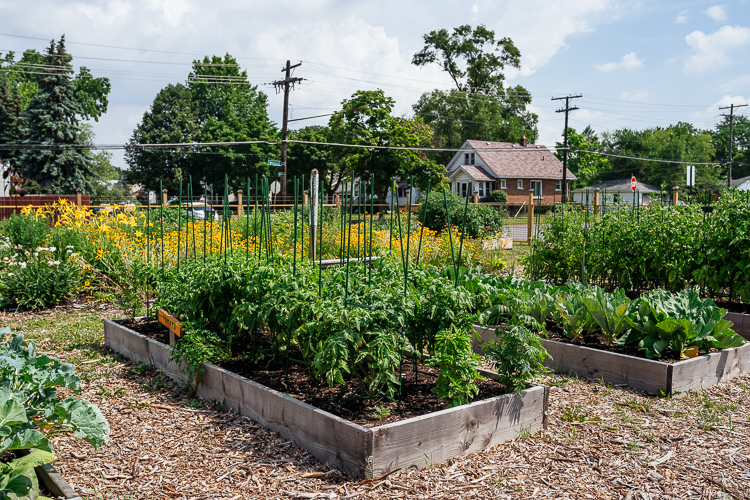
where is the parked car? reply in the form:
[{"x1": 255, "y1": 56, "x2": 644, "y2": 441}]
[{"x1": 182, "y1": 201, "x2": 219, "y2": 222}]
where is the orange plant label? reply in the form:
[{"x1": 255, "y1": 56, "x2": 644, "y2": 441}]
[{"x1": 158, "y1": 309, "x2": 184, "y2": 338}]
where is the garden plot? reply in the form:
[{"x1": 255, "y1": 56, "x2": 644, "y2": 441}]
[{"x1": 104, "y1": 318, "x2": 548, "y2": 478}]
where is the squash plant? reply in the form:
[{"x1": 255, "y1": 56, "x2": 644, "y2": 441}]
[{"x1": 0, "y1": 329, "x2": 109, "y2": 500}]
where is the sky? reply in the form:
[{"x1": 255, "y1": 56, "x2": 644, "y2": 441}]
[{"x1": 1, "y1": 0, "x2": 749, "y2": 169}]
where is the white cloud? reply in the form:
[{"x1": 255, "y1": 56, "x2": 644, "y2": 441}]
[
  {"x1": 685, "y1": 25, "x2": 750, "y2": 73},
  {"x1": 705, "y1": 5, "x2": 728, "y2": 21},
  {"x1": 689, "y1": 94, "x2": 749, "y2": 128},
  {"x1": 595, "y1": 52, "x2": 643, "y2": 71},
  {"x1": 675, "y1": 10, "x2": 688, "y2": 24}
]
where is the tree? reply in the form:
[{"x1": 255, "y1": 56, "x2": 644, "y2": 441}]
[
  {"x1": 712, "y1": 115, "x2": 750, "y2": 180},
  {"x1": 600, "y1": 123, "x2": 719, "y2": 190},
  {"x1": 287, "y1": 125, "x2": 345, "y2": 196},
  {"x1": 125, "y1": 84, "x2": 198, "y2": 194},
  {"x1": 126, "y1": 54, "x2": 278, "y2": 195},
  {"x1": 412, "y1": 25, "x2": 537, "y2": 163},
  {"x1": 329, "y1": 90, "x2": 445, "y2": 202},
  {"x1": 17, "y1": 37, "x2": 97, "y2": 194},
  {"x1": 78, "y1": 124, "x2": 129, "y2": 202},
  {"x1": 0, "y1": 77, "x2": 24, "y2": 166},
  {"x1": 1, "y1": 48, "x2": 110, "y2": 120},
  {"x1": 554, "y1": 126, "x2": 610, "y2": 187}
]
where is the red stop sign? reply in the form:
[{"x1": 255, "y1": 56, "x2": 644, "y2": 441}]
[{"x1": 631, "y1": 176, "x2": 637, "y2": 192}]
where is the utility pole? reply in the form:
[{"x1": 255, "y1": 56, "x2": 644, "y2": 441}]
[
  {"x1": 552, "y1": 95, "x2": 582, "y2": 203},
  {"x1": 273, "y1": 60, "x2": 303, "y2": 200},
  {"x1": 719, "y1": 102, "x2": 748, "y2": 188}
]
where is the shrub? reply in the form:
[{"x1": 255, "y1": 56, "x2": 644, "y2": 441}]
[
  {"x1": 487, "y1": 190, "x2": 508, "y2": 203},
  {"x1": 5, "y1": 213, "x2": 50, "y2": 249},
  {"x1": 418, "y1": 190, "x2": 503, "y2": 238},
  {"x1": 0, "y1": 246, "x2": 83, "y2": 309}
]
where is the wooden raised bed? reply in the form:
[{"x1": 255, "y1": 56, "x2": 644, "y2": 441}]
[
  {"x1": 36, "y1": 461, "x2": 82, "y2": 500},
  {"x1": 104, "y1": 319, "x2": 548, "y2": 478},
  {"x1": 473, "y1": 324, "x2": 750, "y2": 396}
]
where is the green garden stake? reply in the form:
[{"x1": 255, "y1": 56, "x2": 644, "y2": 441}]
[
  {"x1": 394, "y1": 180, "x2": 406, "y2": 273},
  {"x1": 160, "y1": 180, "x2": 164, "y2": 279},
  {"x1": 254, "y1": 174, "x2": 259, "y2": 259},
  {"x1": 202, "y1": 183, "x2": 207, "y2": 262},
  {"x1": 147, "y1": 193, "x2": 150, "y2": 266},
  {"x1": 300, "y1": 174, "x2": 305, "y2": 261},
  {"x1": 293, "y1": 176, "x2": 298, "y2": 277},
  {"x1": 415, "y1": 180, "x2": 431, "y2": 266},
  {"x1": 369, "y1": 179, "x2": 374, "y2": 285},
  {"x1": 209, "y1": 185, "x2": 214, "y2": 257},
  {"x1": 404, "y1": 176, "x2": 414, "y2": 293},
  {"x1": 443, "y1": 189, "x2": 456, "y2": 271},
  {"x1": 246, "y1": 177, "x2": 250, "y2": 260},
  {"x1": 190, "y1": 176, "x2": 196, "y2": 259},
  {"x1": 389, "y1": 180, "x2": 394, "y2": 253},
  {"x1": 177, "y1": 179, "x2": 182, "y2": 272},
  {"x1": 455, "y1": 184, "x2": 471, "y2": 287},
  {"x1": 319, "y1": 178, "x2": 324, "y2": 297},
  {"x1": 345, "y1": 177, "x2": 354, "y2": 300}
]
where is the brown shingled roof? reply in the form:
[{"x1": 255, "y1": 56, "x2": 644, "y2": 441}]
[{"x1": 466, "y1": 140, "x2": 576, "y2": 180}]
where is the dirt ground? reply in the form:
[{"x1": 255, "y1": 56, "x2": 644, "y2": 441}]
[{"x1": 1, "y1": 304, "x2": 748, "y2": 500}]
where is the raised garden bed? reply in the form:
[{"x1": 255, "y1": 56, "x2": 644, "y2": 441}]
[
  {"x1": 103, "y1": 318, "x2": 548, "y2": 478},
  {"x1": 472, "y1": 324, "x2": 750, "y2": 396},
  {"x1": 36, "y1": 461, "x2": 82, "y2": 500}
]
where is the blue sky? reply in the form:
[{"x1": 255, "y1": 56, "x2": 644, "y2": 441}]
[{"x1": 1, "y1": 0, "x2": 748, "y2": 168}]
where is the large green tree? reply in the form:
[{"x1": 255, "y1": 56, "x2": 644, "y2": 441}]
[
  {"x1": 554, "y1": 126, "x2": 610, "y2": 187},
  {"x1": 329, "y1": 89, "x2": 444, "y2": 201},
  {"x1": 412, "y1": 25, "x2": 538, "y2": 163},
  {"x1": 600, "y1": 123, "x2": 719, "y2": 190},
  {"x1": 287, "y1": 125, "x2": 345, "y2": 196},
  {"x1": 712, "y1": 115, "x2": 750, "y2": 180},
  {"x1": 0, "y1": 78, "x2": 24, "y2": 166},
  {"x1": 17, "y1": 37, "x2": 97, "y2": 194},
  {"x1": 126, "y1": 54, "x2": 278, "y2": 195}
]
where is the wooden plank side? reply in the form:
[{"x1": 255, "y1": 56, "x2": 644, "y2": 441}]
[
  {"x1": 724, "y1": 312, "x2": 750, "y2": 341},
  {"x1": 103, "y1": 319, "x2": 150, "y2": 366},
  {"x1": 541, "y1": 339, "x2": 670, "y2": 394},
  {"x1": 370, "y1": 385, "x2": 546, "y2": 477},
  {"x1": 198, "y1": 362, "x2": 371, "y2": 478},
  {"x1": 670, "y1": 343, "x2": 750, "y2": 395}
]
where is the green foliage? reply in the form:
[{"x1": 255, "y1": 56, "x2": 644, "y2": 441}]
[
  {"x1": 329, "y1": 89, "x2": 445, "y2": 200},
  {"x1": 424, "y1": 325, "x2": 483, "y2": 407},
  {"x1": 486, "y1": 190, "x2": 508, "y2": 203},
  {"x1": 712, "y1": 115, "x2": 750, "y2": 179},
  {"x1": 4, "y1": 214, "x2": 50, "y2": 249},
  {"x1": 126, "y1": 54, "x2": 277, "y2": 194},
  {"x1": 484, "y1": 325, "x2": 548, "y2": 393},
  {"x1": 554, "y1": 126, "x2": 610, "y2": 188},
  {"x1": 582, "y1": 288, "x2": 632, "y2": 345},
  {"x1": 0, "y1": 245, "x2": 82, "y2": 309},
  {"x1": 411, "y1": 25, "x2": 537, "y2": 163},
  {"x1": 418, "y1": 190, "x2": 503, "y2": 238},
  {"x1": 16, "y1": 38, "x2": 98, "y2": 194}
]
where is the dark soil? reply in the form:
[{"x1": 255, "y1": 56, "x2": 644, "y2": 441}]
[
  {"x1": 125, "y1": 320, "x2": 509, "y2": 426},
  {"x1": 120, "y1": 317, "x2": 170, "y2": 345},
  {"x1": 713, "y1": 299, "x2": 749, "y2": 314}
]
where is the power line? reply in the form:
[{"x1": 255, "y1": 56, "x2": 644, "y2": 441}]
[
  {"x1": 273, "y1": 60, "x2": 303, "y2": 198},
  {"x1": 719, "y1": 102, "x2": 748, "y2": 187}
]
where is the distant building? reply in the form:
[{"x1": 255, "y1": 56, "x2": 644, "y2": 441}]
[
  {"x1": 445, "y1": 138, "x2": 575, "y2": 203},
  {"x1": 571, "y1": 179, "x2": 661, "y2": 205}
]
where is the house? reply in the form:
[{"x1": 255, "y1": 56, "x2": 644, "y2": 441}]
[
  {"x1": 571, "y1": 179, "x2": 661, "y2": 205},
  {"x1": 730, "y1": 175, "x2": 750, "y2": 191},
  {"x1": 445, "y1": 138, "x2": 575, "y2": 203}
]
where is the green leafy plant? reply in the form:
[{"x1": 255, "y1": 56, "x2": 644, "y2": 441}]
[
  {"x1": 581, "y1": 287, "x2": 632, "y2": 345},
  {"x1": 483, "y1": 325, "x2": 549, "y2": 393},
  {"x1": 424, "y1": 325, "x2": 484, "y2": 407}
]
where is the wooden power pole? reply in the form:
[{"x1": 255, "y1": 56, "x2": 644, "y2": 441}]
[
  {"x1": 273, "y1": 60, "x2": 303, "y2": 200},
  {"x1": 552, "y1": 94, "x2": 582, "y2": 203},
  {"x1": 720, "y1": 102, "x2": 748, "y2": 188}
]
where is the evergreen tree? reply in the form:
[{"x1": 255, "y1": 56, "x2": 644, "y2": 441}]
[
  {"x1": 18, "y1": 37, "x2": 96, "y2": 194},
  {"x1": 0, "y1": 77, "x2": 24, "y2": 166}
]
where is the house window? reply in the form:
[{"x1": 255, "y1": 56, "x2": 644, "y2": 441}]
[
  {"x1": 555, "y1": 180, "x2": 562, "y2": 191},
  {"x1": 500, "y1": 179, "x2": 507, "y2": 189},
  {"x1": 517, "y1": 179, "x2": 523, "y2": 190},
  {"x1": 531, "y1": 180, "x2": 543, "y2": 198},
  {"x1": 460, "y1": 182, "x2": 468, "y2": 197},
  {"x1": 478, "y1": 182, "x2": 485, "y2": 197},
  {"x1": 464, "y1": 152, "x2": 475, "y2": 165}
]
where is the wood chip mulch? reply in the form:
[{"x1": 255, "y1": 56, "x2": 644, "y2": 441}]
[{"x1": 3, "y1": 308, "x2": 749, "y2": 499}]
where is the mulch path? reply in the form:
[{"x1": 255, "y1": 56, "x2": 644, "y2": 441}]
[{"x1": 2, "y1": 307, "x2": 749, "y2": 499}]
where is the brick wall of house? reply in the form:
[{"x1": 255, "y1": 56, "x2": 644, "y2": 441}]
[{"x1": 494, "y1": 179, "x2": 568, "y2": 204}]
